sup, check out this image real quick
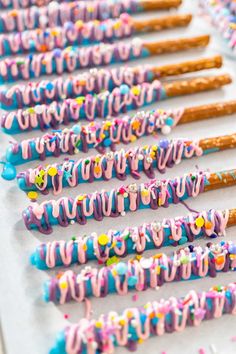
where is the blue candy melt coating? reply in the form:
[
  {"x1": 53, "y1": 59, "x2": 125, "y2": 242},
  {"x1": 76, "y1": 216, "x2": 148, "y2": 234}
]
[{"x1": 1, "y1": 162, "x2": 17, "y2": 180}]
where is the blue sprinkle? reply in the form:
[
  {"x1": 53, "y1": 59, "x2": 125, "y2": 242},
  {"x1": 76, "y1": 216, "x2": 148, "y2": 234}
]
[
  {"x1": 72, "y1": 124, "x2": 81, "y2": 134},
  {"x1": 165, "y1": 117, "x2": 174, "y2": 126},
  {"x1": 103, "y1": 138, "x2": 112, "y2": 147},
  {"x1": 119, "y1": 84, "x2": 130, "y2": 95},
  {"x1": 116, "y1": 262, "x2": 128, "y2": 275},
  {"x1": 46, "y1": 82, "x2": 54, "y2": 90}
]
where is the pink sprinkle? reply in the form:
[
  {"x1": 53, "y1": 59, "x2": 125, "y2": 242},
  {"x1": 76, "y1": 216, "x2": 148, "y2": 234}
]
[
  {"x1": 231, "y1": 336, "x2": 236, "y2": 342},
  {"x1": 199, "y1": 349, "x2": 206, "y2": 354},
  {"x1": 64, "y1": 314, "x2": 69, "y2": 319},
  {"x1": 132, "y1": 294, "x2": 138, "y2": 302}
]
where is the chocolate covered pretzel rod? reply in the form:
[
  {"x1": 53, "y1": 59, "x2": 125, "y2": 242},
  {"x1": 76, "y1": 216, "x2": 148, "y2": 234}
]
[
  {"x1": 5, "y1": 99, "x2": 236, "y2": 166},
  {"x1": 0, "y1": 0, "x2": 182, "y2": 33},
  {"x1": 22, "y1": 169, "x2": 236, "y2": 234},
  {"x1": 31, "y1": 208, "x2": 232, "y2": 269},
  {"x1": 0, "y1": 35, "x2": 210, "y2": 83},
  {"x1": 44, "y1": 240, "x2": 236, "y2": 304},
  {"x1": 2, "y1": 74, "x2": 230, "y2": 134},
  {"x1": 17, "y1": 133, "x2": 236, "y2": 195},
  {"x1": 0, "y1": 55, "x2": 222, "y2": 110},
  {"x1": 50, "y1": 282, "x2": 236, "y2": 354},
  {"x1": 0, "y1": 13, "x2": 192, "y2": 56}
]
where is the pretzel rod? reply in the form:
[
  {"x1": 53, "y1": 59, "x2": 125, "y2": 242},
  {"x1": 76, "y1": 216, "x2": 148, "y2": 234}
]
[
  {"x1": 17, "y1": 133, "x2": 236, "y2": 195},
  {"x1": 0, "y1": 14, "x2": 192, "y2": 56},
  {"x1": 0, "y1": 35, "x2": 210, "y2": 84},
  {"x1": 0, "y1": 0, "x2": 182, "y2": 33},
  {"x1": 1, "y1": 74, "x2": 230, "y2": 135},
  {"x1": 179, "y1": 100, "x2": 236, "y2": 124},
  {"x1": 0, "y1": 55, "x2": 222, "y2": 110},
  {"x1": 51, "y1": 282, "x2": 236, "y2": 354},
  {"x1": 5, "y1": 99, "x2": 236, "y2": 167},
  {"x1": 22, "y1": 169, "x2": 236, "y2": 234},
  {"x1": 44, "y1": 240, "x2": 236, "y2": 304}
]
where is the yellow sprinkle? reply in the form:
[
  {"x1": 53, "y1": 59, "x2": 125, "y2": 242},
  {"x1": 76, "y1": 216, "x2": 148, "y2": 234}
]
[
  {"x1": 141, "y1": 189, "x2": 149, "y2": 197},
  {"x1": 152, "y1": 145, "x2": 157, "y2": 151},
  {"x1": 39, "y1": 170, "x2": 46, "y2": 176},
  {"x1": 131, "y1": 86, "x2": 140, "y2": 96},
  {"x1": 75, "y1": 20, "x2": 84, "y2": 28},
  {"x1": 48, "y1": 167, "x2": 57, "y2": 176},
  {"x1": 113, "y1": 21, "x2": 121, "y2": 30},
  {"x1": 77, "y1": 195, "x2": 85, "y2": 201},
  {"x1": 157, "y1": 313, "x2": 164, "y2": 319},
  {"x1": 195, "y1": 216, "x2": 205, "y2": 228},
  {"x1": 83, "y1": 244, "x2": 88, "y2": 251},
  {"x1": 95, "y1": 321, "x2": 102, "y2": 328},
  {"x1": 119, "y1": 319, "x2": 126, "y2": 326},
  {"x1": 127, "y1": 311, "x2": 133, "y2": 319},
  {"x1": 130, "y1": 135, "x2": 137, "y2": 142},
  {"x1": 95, "y1": 157, "x2": 100, "y2": 163},
  {"x1": 60, "y1": 282, "x2": 68, "y2": 289},
  {"x1": 27, "y1": 191, "x2": 38, "y2": 200},
  {"x1": 98, "y1": 233, "x2": 109, "y2": 246},
  {"x1": 138, "y1": 339, "x2": 144, "y2": 344},
  {"x1": 150, "y1": 152, "x2": 156, "y2": 159}
]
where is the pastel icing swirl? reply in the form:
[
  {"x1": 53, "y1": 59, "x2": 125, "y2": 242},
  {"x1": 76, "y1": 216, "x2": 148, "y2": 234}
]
[
  {"x1": 0, "y1": 38, "x2": 148, "y2": 83},
  {"x1": 0, "y1": 65, "x2": 154, "y2": 110},
  {"x1": 45, "y1": 240, "x2": 236, "y2": 304},
  {"x1": 50, "y1": 282, "x2": 236, "y2": 353},
  {"x1": 0, "y1": 0, "x2": 139, "y2": 33},
  {"x1": 17, "y1": 139, "x2": 203, "y2": 195},
  {"x1": 0, "y1": 14, "x2": 133, "y2": 56},
  {"x1": 6, "y1": 108, "x2": 183, "y2": 163},
  {"x1": 23, "y1": 171, "x2": 208, "y2": 234},
  {"x1": 30, "y1": 209, "x2": 229, "y2": 269},
  {"x1": 2, "y1": 80, "x2": 165, "y2": 133}
]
